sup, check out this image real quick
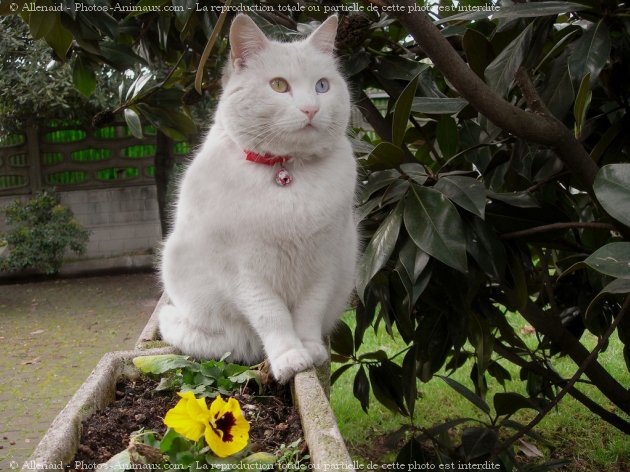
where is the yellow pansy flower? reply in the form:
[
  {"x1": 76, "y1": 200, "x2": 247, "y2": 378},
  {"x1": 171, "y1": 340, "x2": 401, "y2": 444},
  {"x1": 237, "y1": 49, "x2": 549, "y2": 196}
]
[{"x1": 163, "y1": 392, "x2": 251, "y2": 458}]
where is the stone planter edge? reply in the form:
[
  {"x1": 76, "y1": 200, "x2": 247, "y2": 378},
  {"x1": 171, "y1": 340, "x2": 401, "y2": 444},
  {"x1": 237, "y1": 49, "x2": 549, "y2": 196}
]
[{"x1": 26, "y1": 295, "x2": 355, "y2": 470}]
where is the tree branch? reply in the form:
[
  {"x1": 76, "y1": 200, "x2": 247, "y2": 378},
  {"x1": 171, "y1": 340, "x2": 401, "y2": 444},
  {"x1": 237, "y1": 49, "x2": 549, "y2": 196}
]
[
  {"x1": 519, "y1": 300, "x2": 630, "y2": 414},
  {"x1": 500, "y1": 222, "x2": 615, "y2": 240},
  {"x1": 374, "y1": 0, "x2": 600, "y2": 188},
  {"x1": 493, "y1": 294, "x2": 630, "y2": 456},
  {"x1": 494, "y1": 343, "x2": 630, "y2": 434}
]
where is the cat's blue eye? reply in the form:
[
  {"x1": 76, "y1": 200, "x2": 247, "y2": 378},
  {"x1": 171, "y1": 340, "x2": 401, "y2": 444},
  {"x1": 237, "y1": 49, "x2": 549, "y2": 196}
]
[{"x1": 315, "y1": 78, "x2": 329, "y2": 93}]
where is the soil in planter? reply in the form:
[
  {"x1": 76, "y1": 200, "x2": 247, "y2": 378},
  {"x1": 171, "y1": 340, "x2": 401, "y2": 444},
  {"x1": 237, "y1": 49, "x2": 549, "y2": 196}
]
[{"x1": 68, "y1": 377, "x2": 304, "y2": 470}]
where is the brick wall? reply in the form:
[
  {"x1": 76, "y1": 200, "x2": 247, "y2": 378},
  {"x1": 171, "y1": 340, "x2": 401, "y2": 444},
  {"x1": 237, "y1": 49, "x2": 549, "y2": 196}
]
[{"x1": 0, "y1": 185, "x2": 162, "y2": 261}]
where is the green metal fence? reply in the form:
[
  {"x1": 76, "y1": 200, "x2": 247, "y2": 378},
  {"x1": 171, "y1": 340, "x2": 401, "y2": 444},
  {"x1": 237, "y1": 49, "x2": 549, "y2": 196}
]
[{"x1": 0, "y1": 121, "x2": 193, "y2": 196}]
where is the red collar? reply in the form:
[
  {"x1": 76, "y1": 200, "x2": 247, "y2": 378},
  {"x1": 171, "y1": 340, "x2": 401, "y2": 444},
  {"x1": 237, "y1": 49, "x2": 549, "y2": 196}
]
[{"x1": 245, "y1": 150, "x2": 291, "y2": 166}]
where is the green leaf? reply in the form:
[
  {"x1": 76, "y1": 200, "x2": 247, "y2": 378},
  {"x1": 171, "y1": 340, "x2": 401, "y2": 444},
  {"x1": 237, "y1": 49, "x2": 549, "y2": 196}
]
[
  {"x1": 468, "y1": 312, "x2": 494, "y2": 377},
  {"x1": 567, "y1": 243, "x2": 630, "y2": 279},
  {"x1": 241, "y1": 452, "x2": 277, "y2": 465},
  {"x1": 356, "y1": 200, "x2": 404, "y2": 301},
  {"x1": 435, "y1": 1, "x2": 588, "y2": 24},
  {"x1": 593, "y1": 164, "x2": 630, "y2": 227},
  {"x1": 124, "y1": 108, "x2": 143, "y2": 139},
  {"x1": 369, "y1": 361, "x2": 409, "y2": 416},
  {"x1": 359, "y1": 169, "x2": 401, "y2": 204},
  {"x1": 361, "y1": 142, "x2": 405, "y2": 171},
  {"x1": 461, "y1": 427, "x2": 498, "y2": 461},
  {"x1": 485, "y1": 22, "x2": 534, "y2": 97},
  {"x1": 487, "y1": 191, "x2": 539, "y2": 208},
  {"x1": 465, "y1": 216, "x2": 506, "y2": 281},
  {"x1": 586, "y1": 278, "x2": 630, "y2": 320},
  {"x1": 404, "y1": 185, "x2": 468, "y2": 273},
  {"x1": 376, "y1": 57, "x2": 428, "y2": 81},
  {"x1": 436, "y1": 116, "x2": 458, "y2": 159},
  {"x1": 331, "y1": 363, "x2": 353, "y2": 385},
  {"x1": 353, "y1": 366, "x2": 370, "y2": 413},
  {"x1": 392, "y1": 74, "x2": 420, "y2": 147},
  {"x1": 568, "y1": 21, "x2": 611, "y2": 86},
  {"x1": 72, "y1": 55, "x2": 97, "y2": 96},
  {"x1": 493, "y1": 392, "x2": 539, "y2": 417},
  {"x1": 411, "y1": 97, "x2": 468, "y2": 115},
  {"x1": 541, "y1": 51, "x2": 575, "y2": 120},
  {"x1": 100, "y1": 449, "x2": 131, "y2": 471},
  {"x1": 463, "y1": 28, "x2": 495, "y2": 78},
  {"x1": 44, "y1": 19, "x2": 73, "y2": 60},
  {"x1": 573, "y1": 73, "x2": 592, "y2": 139},
  {"x1": 28, "y1": 11, "x2": 56, "y2": 39},
  {"x1": 340, "y1": 51, "x2": 371, "y2": 77},
  {"x1": 434, "y1": 176, "x2": 486, "y2": 218},
  {"x1": 438, "y1": 375, "x2": 490, "y2": 414},
  {"x1": 133, "y1": 354, "x2": 195, "y2": 374},
  {"x1": 331, "y1": 320, "x2": 354, "y2": 357}
]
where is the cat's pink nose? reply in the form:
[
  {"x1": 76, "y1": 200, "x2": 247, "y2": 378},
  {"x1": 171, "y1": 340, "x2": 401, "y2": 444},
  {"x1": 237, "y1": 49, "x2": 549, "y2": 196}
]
[{"x1": 301, "y1": 107, "x2": 319, "y2": 121}]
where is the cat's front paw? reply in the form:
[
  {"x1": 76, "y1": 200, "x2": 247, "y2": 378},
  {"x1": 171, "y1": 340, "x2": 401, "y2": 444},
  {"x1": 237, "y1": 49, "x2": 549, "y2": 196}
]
[
  {"x1": 270, "y1": 348, "x2": 313, "y2": 384},
  {"x1": 302, "y1": 340, "x2": 328, "y2": 366}
]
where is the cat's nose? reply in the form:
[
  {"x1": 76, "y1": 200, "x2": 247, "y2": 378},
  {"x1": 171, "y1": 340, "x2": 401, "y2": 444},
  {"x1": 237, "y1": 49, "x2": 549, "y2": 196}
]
[{"x1": 301, "y1": 106, "x2": 319, "y2": 121}]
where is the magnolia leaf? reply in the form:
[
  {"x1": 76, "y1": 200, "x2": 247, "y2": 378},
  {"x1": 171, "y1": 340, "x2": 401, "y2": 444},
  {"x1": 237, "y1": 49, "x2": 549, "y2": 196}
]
[
  {"x1": 593, "y1": 164, "x2": 630, "y2": 227},
  {"x1": 568, "y1": 20, "x2": 611, "y2": 86},
  {"x1": 436, "y1": 116, "x2": 458, "y2": 159},
  {"x1": 573, "y1": 73, "x2": 592, "y2": 139},
  {"x1": 331, "y1": 320, "x2": 354, "y2": 356},
  {"x1": 485, "y1": 23, "x2": 534, "y2": 97},
  {"x1": 353, "y1": 366, "x2": 370, "y2": 413},
  {"x1": 576, "y1": 243, "x2": 630, "y2": 279},
  {"x1": 404, "y1": 185, "x2": 468, "y2": 273},
  {"x1": 437, "y1": 375, "x2": 490, "y2": 414},
  {"x1": 435, "y1": 1, "x2": 587, "y2": 24},
  {"x1": 362, "y1": 142, "x2": 405, "y2": 171},
  {"x1": 586, "y1": 278, "x2": 630, "y2": 320},
  {"x1": 72, "y1": 55, "x2": 97, "y2": 96},
  {"x1": 356, "y1": 200, "x2": 404, "y2": 300},
  {"x1": 392, "y1": 74, "x2": 419, "y2": 147},
  {"x1": 494, "y1": 392, "x2": 539, "y2": 417},
  {"x1": 411, "y1": 97, "x2": 468, "y2": 115},
  {"x1": 434, "y1": 176, "x2": 486, "y2": 218},
  {"x1": 124, "y1": 108, "x2": 143, "y2": 139}
]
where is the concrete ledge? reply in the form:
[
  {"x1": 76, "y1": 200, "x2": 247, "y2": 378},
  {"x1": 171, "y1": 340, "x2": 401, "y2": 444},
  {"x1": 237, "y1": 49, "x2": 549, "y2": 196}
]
[
  {"x1": 24, "y1": 347, "x2": 177, "y2": 471},
  {"x1": 293, "y1": 369, "x2": 354, "y2": 469},
  {"x1": 135, "y1": 292, "x2": 170, "y2": 350}
]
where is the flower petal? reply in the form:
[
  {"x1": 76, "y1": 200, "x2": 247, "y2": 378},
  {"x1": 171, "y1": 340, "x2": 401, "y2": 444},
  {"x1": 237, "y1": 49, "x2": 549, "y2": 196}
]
[
  {"x1": 163, "y1": 392, "x2": 208, "y2": 441},
  {"x1": 204, "y1": 396, "x2": 251, "y2": 458}
]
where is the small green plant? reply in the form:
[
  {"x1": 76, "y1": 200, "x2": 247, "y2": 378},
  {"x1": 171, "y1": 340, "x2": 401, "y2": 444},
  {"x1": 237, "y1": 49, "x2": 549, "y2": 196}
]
[
  {"x1": 0, "y1": 191, "x2": 90, "y2": 274},
  {"x1": 132, "y1": 353, "x2": 262, "y2": 398},
  {"x1": 127, "y1": 355, "x2": 294, "y2": 470}
]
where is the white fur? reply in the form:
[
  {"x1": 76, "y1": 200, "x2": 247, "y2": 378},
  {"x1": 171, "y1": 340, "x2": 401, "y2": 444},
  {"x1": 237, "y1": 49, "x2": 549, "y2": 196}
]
[{"x1": 159, "y1": 15, "x2": 358, "y2": 383}]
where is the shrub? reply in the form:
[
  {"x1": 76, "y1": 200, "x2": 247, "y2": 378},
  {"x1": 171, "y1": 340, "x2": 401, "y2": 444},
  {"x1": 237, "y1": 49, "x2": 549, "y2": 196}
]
[{"x1": 0, "y1": 191, "x2": 90, "y2": 274}]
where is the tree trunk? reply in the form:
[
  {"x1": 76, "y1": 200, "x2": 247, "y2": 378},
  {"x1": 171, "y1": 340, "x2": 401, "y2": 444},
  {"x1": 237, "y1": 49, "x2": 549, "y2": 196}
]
[{"x1": 154, "y1": 130, "x2": 175, "y2": 237}]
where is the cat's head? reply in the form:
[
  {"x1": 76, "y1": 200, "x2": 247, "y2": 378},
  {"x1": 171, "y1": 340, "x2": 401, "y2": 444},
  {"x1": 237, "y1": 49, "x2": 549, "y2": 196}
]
[{"x1": 217, "y1": 14, "x2": 351, "y2": 157}]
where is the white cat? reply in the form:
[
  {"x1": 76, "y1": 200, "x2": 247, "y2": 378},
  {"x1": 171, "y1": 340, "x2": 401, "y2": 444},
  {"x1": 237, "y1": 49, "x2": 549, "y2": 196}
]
[{"x1": 159, "y1": 14, "x2": 358, "y2": 383}]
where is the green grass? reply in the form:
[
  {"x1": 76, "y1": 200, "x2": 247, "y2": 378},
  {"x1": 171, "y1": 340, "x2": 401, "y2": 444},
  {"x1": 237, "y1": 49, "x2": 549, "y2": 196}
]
[{"x1": 330, "y1": 311, "x2": 630, "y2": 471}]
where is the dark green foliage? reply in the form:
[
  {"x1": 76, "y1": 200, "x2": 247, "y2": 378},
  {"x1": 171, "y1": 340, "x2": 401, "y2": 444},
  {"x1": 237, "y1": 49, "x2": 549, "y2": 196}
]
[{"x1": 0, "y1": 191, "x2": 90, "y2": 274}]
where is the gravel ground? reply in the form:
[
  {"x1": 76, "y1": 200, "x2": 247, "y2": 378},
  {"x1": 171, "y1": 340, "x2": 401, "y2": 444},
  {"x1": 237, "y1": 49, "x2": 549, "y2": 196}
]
[{"x1": 0, "y1": 273, "x2": 161, "y2": 470}]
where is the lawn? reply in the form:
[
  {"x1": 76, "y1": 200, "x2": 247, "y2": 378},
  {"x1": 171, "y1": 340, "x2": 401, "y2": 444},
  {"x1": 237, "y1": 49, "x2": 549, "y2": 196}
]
[{"x1": 330, "y1": 311, "x2": 630, "y2": 471}]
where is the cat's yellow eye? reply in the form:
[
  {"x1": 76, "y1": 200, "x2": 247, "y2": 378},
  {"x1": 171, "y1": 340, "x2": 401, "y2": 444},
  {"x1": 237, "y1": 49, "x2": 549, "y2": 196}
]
[{"x1": 270, "y1": 78, "x2": 290, "y2": 93}]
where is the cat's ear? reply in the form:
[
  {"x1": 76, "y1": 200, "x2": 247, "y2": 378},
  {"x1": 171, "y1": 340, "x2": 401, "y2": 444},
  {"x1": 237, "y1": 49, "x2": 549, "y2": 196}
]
[
  {"x1": 229, "y1": 14, "x2": 269, "y2": 68},
  {"x1": 307, "y1": 15, "x2": 338, "y2": 55}
]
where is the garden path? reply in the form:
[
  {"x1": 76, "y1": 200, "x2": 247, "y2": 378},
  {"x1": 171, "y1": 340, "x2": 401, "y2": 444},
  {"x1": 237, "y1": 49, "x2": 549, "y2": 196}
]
[{"x1": 0, "y1": 273, "x2": 161, "y2": 471}]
